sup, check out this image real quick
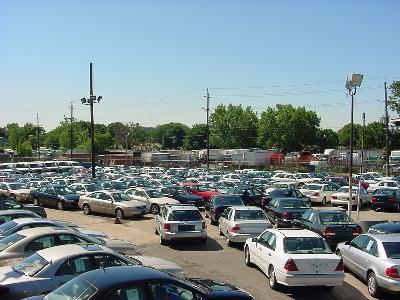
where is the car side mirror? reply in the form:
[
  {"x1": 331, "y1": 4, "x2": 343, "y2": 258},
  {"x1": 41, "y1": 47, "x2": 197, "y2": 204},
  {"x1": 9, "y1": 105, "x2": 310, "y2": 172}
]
[
  {"x1": 345, "y1": 241, "x2": 351, "y2": 246},
  {"x1": 252, "y1": 237, "x2": 258, "y2": 243}
]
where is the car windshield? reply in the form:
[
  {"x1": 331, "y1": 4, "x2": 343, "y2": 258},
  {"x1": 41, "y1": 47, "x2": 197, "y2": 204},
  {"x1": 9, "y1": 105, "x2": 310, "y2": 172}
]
[
  {"x1": 319, "y1": 213, "x2": 352, "y2": 224},
  {"x1": 0, "y1": 233, "x2": 24, "y2": 251},
  {"x1": 84, "y1": 184, "x2": 98, "y2": 192},
  {"x1": 374, "y1": 189, "x2": 396, "y2": 195},
  {"x1": 337, "y1": 187, "x2": 357, "y2": 193},
  {"x1": 111, "y1": 193, "x2": 131, "y2": 201},
  {"x1": 0, "y1": 220, "x2": 17, "y2": 233},
  {"x1": 146, "y1": 190, "x2": 163, "y2": 198},
  {"x1": 234, "y1": 210, "x2": 266, "y2": 220},
  {"x1": 54, "y1": 186, "x2": 74, "y2": 195},
  {"x1": 214, "y1": 197, "x2": 243, "y2": 206},
  {"x1": 8, "y1": 183, "x2": 27, "y2": 190},
  {"x1": 111, "y1": 182, "x2": 128, "y2": 190},
  {"x1": 278, "y1": 199, "x2": 309, "y2": 209},
  {"x1": 382, "y1": 242, "x2": 400, "y2": 259},
  {"x1": 168, "y1": 210, "x2": 202, "y2": 221},
  {"x1": 12, "y1": 253, "x2": 49, "y2": 276},
  {"x1": 0, "y1": 198, "x2": 22, "y2": 209},
  {"x1": 272, "y1": 183, "x2": 288, "y2": 189},
  {"x1": 45, "y1": 276, "x2": 98, "y2": 300},
  {"x1": 284, "y1": 237, "x2": 333, "y2": 254},
  {"x1": 303, "y1": 185, "x2": 322, "y2": 191}
]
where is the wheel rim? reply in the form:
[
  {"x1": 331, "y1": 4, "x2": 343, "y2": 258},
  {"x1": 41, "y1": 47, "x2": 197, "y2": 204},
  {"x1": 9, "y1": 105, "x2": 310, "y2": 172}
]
[
  {"x1": 33, "y1": 199, "x2": 38, "y2": 205},
  {"x1": 368, "y1": 275, "x2": 376, "y2": 294},
  {"x1": 151, "y1": 205, "x2": 159, "y2": 214},
  {"x1": 269, "y1": 268, "x2": 275, "y2": 286},
  {"x1": 116, "y1": 210, "x2": 123, "y2": 219},
  {"x1": 58, "y1": 202, "x2": 63, "y2": 210},
  {"x1": 83, "y1": 205, "x2": 90, "y2": 214},
  {"x1": 245, "y1": 248, "x2": 250, "y2": 264}
]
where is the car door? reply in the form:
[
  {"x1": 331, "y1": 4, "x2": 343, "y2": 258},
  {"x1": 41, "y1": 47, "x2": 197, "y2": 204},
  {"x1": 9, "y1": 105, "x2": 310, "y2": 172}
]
[
  {"x1": 52, "y1": 254, "x2": 96, "y2": 288},
  {"x1": 24, "y1": 235, "x2": 56, "y2": 258},
  {"x1": 219, "y1": 208, "x2": 231, "y2": 234},
  {"x1": 40, "y1": 187, "x2": 51, "y2": 206},
  {"x1": 89, "y1": 192, "x2": 103, "y2": 212},
  {"x1": 357, "y1": 236, "x2": 379, "y2": 279},
  {"x1": 344, "y1": 235, "x2": 369, "y2": 276},
  {"x1": 252, "y1": 231, "x2": 271, "y2": 271},
  {"x1": 133, "y1": 191, "x2": 149, "y2": 207}
]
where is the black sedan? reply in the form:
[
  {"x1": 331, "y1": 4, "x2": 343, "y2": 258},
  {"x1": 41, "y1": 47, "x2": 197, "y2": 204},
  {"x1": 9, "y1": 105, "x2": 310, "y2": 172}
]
[
  {"x1": 265, "y1": 197, "x2": 311, "y2": 227},
  {"x1": 292, "y1": 209, "x2": 363, "y2": 248},
  {"x1": 205, "y1": 195, "x2": 245, "y2": 225},
  {"x1": 161, "y1": 185, "x2": 205, "y2": 207},
  {"x1": 0, "y1": 195, "x2": 47, "y2": 218},
  {"x1": 371, "y1": 188, "x2": 400, "y2": 211},
  {"x1": 23, "y1": 265, "x2": 255, "y2": 300},
  {"x1": 32, "y1": 185, "x2": 80, "y2": 210},
  {"x1": 225, "y1": 186, "x2": 265, "y2": 206},
  {"x1": 368, "y1": 222, "x2": 400, "y2": 234},
  {"x1": 263, "y1": 188, "x2": 310, "y2": 206}
]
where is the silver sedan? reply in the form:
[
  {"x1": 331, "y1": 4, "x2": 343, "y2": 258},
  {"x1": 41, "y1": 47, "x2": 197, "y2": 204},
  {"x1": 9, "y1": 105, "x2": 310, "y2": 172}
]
[
  {"x1": 336, "y1": 233, "x2": 400, "y2": 297},
  {"x1": 218, "y1": 206, "x2": 272, "y2": 246},
  {"x1": 0, "y1": 243, "x2": 183, "y2": 300}
]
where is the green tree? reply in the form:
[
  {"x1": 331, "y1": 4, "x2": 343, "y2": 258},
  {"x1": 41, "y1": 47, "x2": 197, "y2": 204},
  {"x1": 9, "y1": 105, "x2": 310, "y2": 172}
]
[
  {"x1": 183, "y1": 124, "x2": 207, "y2": 150},
  {"x1": 257, "y1": 104, "x2": 320, "y2": 152},
  {"x1": 0, "y1": 127, "x2": 6, "y2": 137},
  {"x1": 363, "y1": 122, "x2": 385, "y2": 149},
  {"x1": 17, "y1": 141, "x2": 32, "y2": 157},
  {"x1": 337, "y1": 123, "x2": 362, "y2": 148},
  {"x1": 315, "y1": 129, "x2": 339, "y2": 152},
  {"x1": 107, "y1": 122, "x2": 128, "y2": 149},
  {"x1": 151, "y1": 123, "x2": 188, "y2": 149},
  {"x1": 388, "y1": 81, "x2": 400, "y2": 114},
  {"x1": 210, "y1": 104, "x2": 258, "y2": 149}
]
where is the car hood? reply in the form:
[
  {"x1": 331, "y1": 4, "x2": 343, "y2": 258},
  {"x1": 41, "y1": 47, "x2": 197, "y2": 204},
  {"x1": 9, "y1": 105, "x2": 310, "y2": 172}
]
[
  {"x1": 62, "y1": 194, "x2": 80, "y2": 201},
  {"x1": 131, "y1": 256, "x2": 184, "y2": 277},
  {"x1": 118, "y1": 200, "x2": 147, "y2": 207},
  {"x1": 177, "y1": 194, "x2": 203, "y2": 201},
  {"x1": 150, "y1": 197, "x2": 180, "y2": 205},
  {"x1": 102, "y1": 238, "x2": 141, "y2": 255},
  {"x1": 13, "y1": 189, "x2": 31, "y2": 194}
]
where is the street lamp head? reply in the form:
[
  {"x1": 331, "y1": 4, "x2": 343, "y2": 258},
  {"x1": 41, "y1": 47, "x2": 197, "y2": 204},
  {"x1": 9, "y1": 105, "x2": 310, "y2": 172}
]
[
  {"x1": 346, "y1": 73, "x2": 364, "y2": 90},
  {"x1": 81, "y1": 97, "x2": 87, "y2": 104},
  {"x1": 97, "y1": 96, "x2": 102, "y2": 102}
]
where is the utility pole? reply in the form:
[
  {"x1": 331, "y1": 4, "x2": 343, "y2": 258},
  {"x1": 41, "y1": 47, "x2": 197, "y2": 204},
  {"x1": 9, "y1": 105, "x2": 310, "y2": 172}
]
[
  {"x1": 384, "y1": 81, "x2": 390, "y2": 177},
  {"x1": 64, "y1": 102, "x2": 75, "y2": 160},
  {"x1": 36, "y1": 113, "x2": 40, "y2": 159},
  {"x1": 203, "y1": 89, "x2": 210, "y2": 169},
  {"x1": 357, "y1": 112, "x2": 365, "y2": 221},
  {"x1": 81, "y1": 63, "x2": 102, "y2": 178}
]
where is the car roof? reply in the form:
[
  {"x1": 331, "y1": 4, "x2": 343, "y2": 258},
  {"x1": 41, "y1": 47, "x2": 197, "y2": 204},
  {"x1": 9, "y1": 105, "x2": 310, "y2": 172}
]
[
  {"x1": 0, "y1": 210, "x2": 37, "y2": 216},
  {"x1": 17, "y1": 226, "x2": 76, "y2": 236},
  {"x1": 232, "y1": 206, "x2": 263, "y2": 211},
  {"x1": 271, "y1": 228, "x2": 320, "y2": 238},
  {"x1": 366, "y1": 233, "x2": 400, "y2": 243},
  {"x1": 37, "y1": 244, "x2": 110, "y2": 260},
  {"x1": 167, "y1": 205, "x2": 198, "y2": 211},
  {"x1": 9, "y1": 217, "x2": 52, "y2": 225},
  {"x1": 80, "y1": 266, "x2": 173, "y2": 289}
]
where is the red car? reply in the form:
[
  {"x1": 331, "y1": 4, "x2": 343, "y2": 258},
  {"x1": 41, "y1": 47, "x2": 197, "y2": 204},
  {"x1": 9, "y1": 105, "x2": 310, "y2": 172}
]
[{"x1": 181, "y1": 183, "x2": 221, "y2": 201}]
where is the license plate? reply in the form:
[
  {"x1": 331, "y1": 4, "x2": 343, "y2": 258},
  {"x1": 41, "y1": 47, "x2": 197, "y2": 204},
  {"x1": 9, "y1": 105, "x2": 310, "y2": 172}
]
[
  {"x1": 312, "y1": 263, "x2": 324, "y2": 274},
  {"x1": 178, "y1": 225, "x2": 195, "y2": 231}
]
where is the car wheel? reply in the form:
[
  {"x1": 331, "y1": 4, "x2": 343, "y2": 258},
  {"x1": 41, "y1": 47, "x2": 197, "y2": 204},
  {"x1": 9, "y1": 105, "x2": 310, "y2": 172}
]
[
  {"x1": 227, "y1": 236, "x2": 233, "y2": 247},
  {"x1": 57, "y1": 201, "x2": 64, "y2": 210},
  {"x1": 210, "y1": 216, "x2": 217, "y2": 226},
  {"x1": 159, "y1": 234, "x2": 168, "y2": 245},
  {"x1": 10, "y1": 194, "x2": 16, "y2": 200},
  {"x1": 115, "y1": 209, "x2": 124, "y2": 219},
  {"x1": 204, "y1": 211, "x2": 209, "y2": 218},
  {"x1": 83, "y1": 204, "x2": 91, "y2": 215},
  {"x1": 268, "y1": 265, "x2": 279, "y2": 290},
  {"x1": 150, "y1": 204, "x2": 160, "y2": 215},
  {"x1": 245, "y1": 246, "x2": 253, "y2": 267},
  {"x1": 154, "y1": 227, "x2": 159, "y2": 235},
  {"x1": 33, "y1": 198, "x2": 40, "y2": 206},
  {"x1": 322, "y1": 197, "x2": 326, "y2": 206},
  {"x1": 218, "y1": 225, "x2": 224, "y2": 236},
  {"x1": 367, "y1": 272, "x2": 380, "y2": 298},
  {"x1": 397, "y1": 203, "x2": 400, "y2": 212}
]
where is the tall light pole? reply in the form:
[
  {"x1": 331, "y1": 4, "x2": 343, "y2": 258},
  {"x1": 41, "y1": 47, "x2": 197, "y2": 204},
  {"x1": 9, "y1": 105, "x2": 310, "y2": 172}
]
[
  {"x1": 203, "y1": 89, "x2": 210, "y2": 169},
  {"x1": 64, "y1": 102, "x2": 75, "y2": 160},
  {"x1": 36, "y1": 113, "x2": 40, "y2": 159},
  {"x1": 125, "y1": 131, "x2": 131, "y2": 166},
  {"x1": 81, "y1": 63, "x2": 102, "y2": 178},
  {"x1": 345, "y1": 73, "x2": 363, "y2": 218},
  {"x1": 384, "y1": 81, "x2": 390, "y2": 177}
]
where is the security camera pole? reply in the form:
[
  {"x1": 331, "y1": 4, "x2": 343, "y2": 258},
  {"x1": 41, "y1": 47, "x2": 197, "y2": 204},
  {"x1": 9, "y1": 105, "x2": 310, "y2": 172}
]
[{"x1": 81, "y1": 63, "x2": 102, "y2": 178}]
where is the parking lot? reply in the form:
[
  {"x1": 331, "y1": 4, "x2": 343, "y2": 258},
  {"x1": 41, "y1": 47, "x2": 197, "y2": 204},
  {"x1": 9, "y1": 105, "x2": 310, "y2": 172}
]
[{"x1": 45, "y1": 206, "x2": 399, "y2": 300}]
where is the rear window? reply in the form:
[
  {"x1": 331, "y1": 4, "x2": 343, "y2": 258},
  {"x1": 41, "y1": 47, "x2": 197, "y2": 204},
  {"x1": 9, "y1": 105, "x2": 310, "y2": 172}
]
[
  {"x1": 214, "y1": 197, "x2": 243, "y2": 206},
  {"x1": 0, "y1": 233, "x2": 24, "y2": 251},
  {"x1": 374, "y1": 189, "x2": 396, "y2": 196},
  {"x1": 382, "y1": 242, "x2": 400, "y2": 259},
  {"x1": 303, "y1": 185, "x2": 322, "y2": 191},
  {"x1": 168, "y1": 210, "x2": 202, "y2": 221},
  {"x1": 284, "y1": 237, "x2": 332, "y2": 254},
  {"x1": 0, "y1": 220, "x2": 17, "y2": 233},
  {"x1": 278, "y1": 200, "x2": 309, "y2": 209},
  {"x1": 319, "y1": 213, "x2": 351, "y2": 224},
  {"x1": 234, "y1": 210, "x2": 266, "y2": 221},
  {"x1": 45, "y1": 276, "x2": 98, "y2": 300}
]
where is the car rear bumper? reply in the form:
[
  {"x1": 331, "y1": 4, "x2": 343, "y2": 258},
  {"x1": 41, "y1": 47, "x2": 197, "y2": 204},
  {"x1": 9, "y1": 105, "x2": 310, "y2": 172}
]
[
  {"x1": 125, "y1": 209, "x2": 147, "y2": 217},
  {"x1": 162, "y1": 230, "x2": 207, "y2": 241},
  {"x1": 228, "y1": 232, "x2": 262, "y2": 243},
  {"x1": 377, "y1": 275, "x2": 400, "y2": 292},
  {"x1": 371, "y1": 202, "x2": 398, "y2": 209},
  {"x1": 276, "y1": 270, "x2": 345, "y2": 286}
]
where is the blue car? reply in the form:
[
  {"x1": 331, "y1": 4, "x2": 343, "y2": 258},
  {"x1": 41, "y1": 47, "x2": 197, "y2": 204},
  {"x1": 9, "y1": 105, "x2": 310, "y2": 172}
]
[
  {"x1": 22, "y1": 266, "x2": 255, "y2": 300},
  {"x1": 32, "y1": 184, "x2": 80, "y2": 210}
]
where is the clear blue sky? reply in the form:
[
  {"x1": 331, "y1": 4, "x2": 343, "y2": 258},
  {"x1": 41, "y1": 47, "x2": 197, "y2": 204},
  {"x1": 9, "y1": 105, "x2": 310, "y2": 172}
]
[{"x1": 1, "y1": 0, "x2": 399, "y2": 131}]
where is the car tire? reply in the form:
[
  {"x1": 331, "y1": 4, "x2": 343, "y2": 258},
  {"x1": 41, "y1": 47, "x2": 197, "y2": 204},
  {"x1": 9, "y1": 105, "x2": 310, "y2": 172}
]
[
  {"x1": 245, "y1": 246, "x2": 253, "y2": 267},
  {"x1": 83, "y1": 204, "x2": 91, "y2": 215},
  {"x1": 218, "y1": 226, "x2": 224, "y2": 236},
  {"x1": 227, "y1": 237, "x2": 233, "y2": 247},
  {"x1": 322, "y1": 197, "x2": 326, "y2": 206},
  {"x1": 367, "y1": 272, "x2": 380, "y2": 298},
  {"x1": 204, "y1": 211, "x2": 209, "y2": 218},
  {"x1": 154, "y1": 227, "x2": 159, "y2": 235},
  {"x1": 397, "y1": 203, "x2": 400, "y2": 212},
  {"x1": 57, "y1": 201, "x2": 64, "y2": 210},
  {"x1": 10, "y1": 194, "x2": 16, "y2": 200},
  {"x1": 160, "y1": 234, "x2": 168, "y2": 245},
  {"x1": 115, "y1": 209, "x2": 124, "y2": 220},
  {"x1": 33, "y1": 198, "x2": 40, "y2": 206},
  {"x1": 150, "y1": 204, "x2": 160, "y2": 215},
  {"x1": 268, "y1": 265, "x2": 279, "y2": 290}
]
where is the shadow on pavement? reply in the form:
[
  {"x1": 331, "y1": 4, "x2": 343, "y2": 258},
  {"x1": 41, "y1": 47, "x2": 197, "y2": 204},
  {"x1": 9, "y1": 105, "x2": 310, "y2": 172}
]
[{"x1": 167, "y1": 236, "x2": 223, "y2": 251}]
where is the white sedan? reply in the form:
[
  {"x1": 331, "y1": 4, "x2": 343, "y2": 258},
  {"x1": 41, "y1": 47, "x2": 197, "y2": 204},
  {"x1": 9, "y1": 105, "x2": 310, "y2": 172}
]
[
  {"x1": 331, "y1": 186, "x2": 371, "y2": 207},
  {"x1": 244, "y1": 228, "x2": 345, "y2": 289},
  {"x1": 300, "y1": 183, "x2": 336, "y2": 205},
  {"x1": 125, "y1": 187, "x2": 179, "y2": 214},
  {"x1": 367, "y1": 180, "x2": 400, "y2": 194}
]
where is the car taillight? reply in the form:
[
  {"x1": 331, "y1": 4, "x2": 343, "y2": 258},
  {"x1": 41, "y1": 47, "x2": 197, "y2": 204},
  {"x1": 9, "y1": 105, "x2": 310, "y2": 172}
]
[
  {"x1": 352, "y1": 226, "x2": 363, "y2": 236},
  {"x1": 388, "y1": 197, "x2": 396, "y2": 203},
  {"x1": 230, "y1": 225, "x2": 241, "y2": 233},
  {"x1": 386, "y1": 267, "x2": 400, "y2": 278},
  {"x1": 284, "y1": 258, "x2": 298, "y2": 271},
  {"x1": 314, "y1": 192, "x2": 320, "y2": 197},
  {"x1": 163, "y1": 223, "x2": 171, "y2": 231},
  {"x1": 323, "y1": 228, "x2": 335, "y2": 236},
  {"x1": 335, "y1": 259, "x2": 344, "y2": 271},
  {"x1": 371, "y1": 196, "x2": 377, "y2": 203},
  {"x1": 351, "y1": 196, "x2": 355, "y2": 200},
  {"x1": 281, "y1": 212, "x2": 292, "y2": 219},
  {"x1": 332, "y1": 195, "x2": 337, "y2": 199},
  {"x1": 0, "y1": 285, "x2": 9, "y2": 296},
  {"x1": 202, "y1": 221, "x2": 207, "y2": 230}
]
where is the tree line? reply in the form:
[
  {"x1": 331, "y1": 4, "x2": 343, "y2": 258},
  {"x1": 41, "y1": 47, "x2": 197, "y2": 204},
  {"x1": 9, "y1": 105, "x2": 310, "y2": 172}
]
[{"x1": 1, "y1": 81, "x2": 399, "y2": 156}]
